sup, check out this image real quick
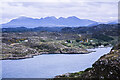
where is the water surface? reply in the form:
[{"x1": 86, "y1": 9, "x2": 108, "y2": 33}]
[{"x1": 2, "y1": 47, "x2": 112, "y2": 78}]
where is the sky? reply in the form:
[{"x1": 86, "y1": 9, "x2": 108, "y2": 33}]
[{"x1": 0, "y1": 0, "x2": 119, "y2": 24}]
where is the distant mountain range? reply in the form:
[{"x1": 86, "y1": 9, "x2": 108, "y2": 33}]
[
  {"x1": 107, "y1": 20, "x2": 118, "y2": 24},
  {"x1": 2, "y1": 16, "x2": 99, "y2": 28}
]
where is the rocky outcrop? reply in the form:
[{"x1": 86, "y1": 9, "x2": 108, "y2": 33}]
[
  {"x1": 1, "y1": 42, "x2": 89, "y2": 60},
  {"x1": 2, "y1": 43, "x2": 38, "y2": 60}
]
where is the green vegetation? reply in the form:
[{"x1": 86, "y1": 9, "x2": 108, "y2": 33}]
[
  {"x1": 1, "y1": 24, "x2": 119, "y2": 59},
  {"x1": 55, "y1": 67, "x2": 92, "y2": 78},
  {"x1": 92, "y1": 34, "x2": 114, "y2": 42},
  {"x1": 2, "y1": 30, "x2": 115, "y2": 60}
]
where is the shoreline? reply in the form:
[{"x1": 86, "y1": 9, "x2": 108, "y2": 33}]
[
  {"x1": 53, "y1": 46, "x2": 119, "y2": 79},
  {"x1": 1, "y1": 46, "x2": 112, "y2": 60},
  {"x1": 1, "y1": 52, "x2": 91, "y2": 60},
  {"x1": 2, "y1": 47, "x2": 113, "y2": 78}
]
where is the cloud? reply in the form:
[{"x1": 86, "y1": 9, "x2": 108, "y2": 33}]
[
  {"x1": 0, "y1": 0, "x2": 118, "y2": 24},
  {"x1": 1, "y1": 0, "x2": 119, "y2": 2}
]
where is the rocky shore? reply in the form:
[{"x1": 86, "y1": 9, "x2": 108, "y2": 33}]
[
  {"x1": 1, "y1": 51, "x2": 90, "y2": 60},
  {"x1": 1, "y1": 31, "x2": 114, "y2": 60},
  {"x1": 1, "y1": 42, "x2": 89, "y2": 60}
]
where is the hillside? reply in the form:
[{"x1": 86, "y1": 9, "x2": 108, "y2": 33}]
[
  {"x1": 1, "y1": 24, "x2": 118, "y2": 60},
  {"x1": 1, "y1": 32, "x2": 90, "y2": 60},
  {"x1": 61, "y1": 24, "x2": 119, "y2": 36},
  {"x1": 61, "y1": 24, "x2": 119, "y2": 42}
]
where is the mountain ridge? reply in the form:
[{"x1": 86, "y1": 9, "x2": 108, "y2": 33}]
[{"x1": 2, "y1": 16, "x2": 98, "y2": 28}]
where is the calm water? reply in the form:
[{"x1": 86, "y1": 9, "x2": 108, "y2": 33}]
[{"x1": 2, "y1": 47, "x2": 112, "y2": 78}]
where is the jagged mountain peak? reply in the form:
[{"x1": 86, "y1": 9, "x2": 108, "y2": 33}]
[
  {"x1": 44, "y1": 16, "x2": 57, "y2": 19},
  {"x1": 67, "y1": 16, "x2": 80, "y2": 19},
  {"x1": 58, "y1": 17, "x2": 65, "y2": 19},
  {"x1": 2, "y1": 16, "x2": 98, "y2": 28}
]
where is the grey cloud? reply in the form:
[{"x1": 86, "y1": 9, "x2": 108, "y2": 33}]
[{"x1": 1, "y1": 1, "x2": 118, "y2": 24}]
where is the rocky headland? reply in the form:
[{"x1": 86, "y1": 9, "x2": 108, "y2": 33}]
[{"x1": 1, "y1": 32, "x2": 90, "y2": 60}]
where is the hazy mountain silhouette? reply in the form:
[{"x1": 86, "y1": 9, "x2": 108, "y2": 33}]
[
  {"x1": 2, "y1": 16, "x2": 98, "y2": 28},
  {"x1": 108, "y1": 20, "x2": 118, "y2": 24}
]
